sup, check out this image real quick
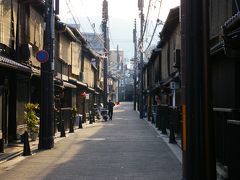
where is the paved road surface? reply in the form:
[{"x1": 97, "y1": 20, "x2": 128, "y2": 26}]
[{"x1": 0, "y1": 102, "x2": 181, "y2": 180}]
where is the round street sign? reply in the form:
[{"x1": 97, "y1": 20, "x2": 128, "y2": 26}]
[{"x1": 36, "y1": 50, "x2": 49, "y2": 63}]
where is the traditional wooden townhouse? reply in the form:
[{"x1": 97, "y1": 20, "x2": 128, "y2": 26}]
[
  {"x1": 107, "y1": 75, "x2": 117, "y2": 102},
  {"x1": 55, "y1": 21, "x2": 104, "y2": 128},
  {"x1": 209, "y1": 1, "x2": 240, "y2": 179},
  {"x1": 81, "y1": 45, "x2": 99, "y2": 121},
  {"x1": 157, "y1": 6, "x2": 180, "y2": 107},
  {"x1": 94, "y1": 54, "x2": 104, "y2": 105},
  {"x1": 143, "y1": 6, "x2": 181, "y2": 143},
  {"x1": 0, "y1": 0, "x2": 46, "y2": 151},
  {"x1": 55, "y1": 20, "x2": 83, "y2": 131},
  {"x1": 27, "y1": 2, "x2": 44, "y2": 104},
  {"x1": 0, "y1": 0, "x2": 104, "y2": 153}
]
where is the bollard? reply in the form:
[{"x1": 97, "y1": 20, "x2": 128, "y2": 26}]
[
  {"x1": 89, "y1": 111, "x2": 93, "y2": 124},
  {"x1": 60, "y1": 120, "x2": 66, "y2": 137},
  {"x1": 161, "y1": 116, "x2": 167, "y2": 134},
  {"x1": 69, "y1": 117, "x2": 74, "y2": 133},
  {"x1": 0, "y1": 139, "x2": 4, "y2": 153},
  {"x1": 78, "y1": 115, "x2": 83, "y2": 129},
  {"x1": 23, "y1": 131, "x2": 31, "y2": 156},
  {"x1": 169, "y1": 125, "x2": 177, "y2": 144},
  {"x1": 93, "y1": 113, "x2": 95, "y2": 122},
  {"x1": 160, "y1": 106, "x2": 167, "y2": 135},
  {"x1": 156, "y1": 106, "x2": 161, "y2": 130},
  {"x1": 169, "y1": 109, "x2": 177, "y2": 144}
]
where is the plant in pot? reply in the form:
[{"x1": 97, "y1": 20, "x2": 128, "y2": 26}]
[{"x1": 24, "y1": 103, "x2": 40, "y2": 141}]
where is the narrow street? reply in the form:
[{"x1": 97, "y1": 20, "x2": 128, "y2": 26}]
[{"x1": 0, "y1": 102, "x2": 181, "y2": 180}]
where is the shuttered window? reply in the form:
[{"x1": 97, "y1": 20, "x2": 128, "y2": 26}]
[
  {"x1": 59, "y1": 35, "x2": 71, "y2": 64},
  {"x1": 71, "y1": 42, "x2": 81, "y2": 75},
  {"x1": 84, "y1": 58, "x2": 94, "y2": 87},
  {"x1": 0, "y1": 1, "x2": 16, "y2": 47},
  {"x1": 29, "y1": 7, "x2": 44, "y2": 49}
]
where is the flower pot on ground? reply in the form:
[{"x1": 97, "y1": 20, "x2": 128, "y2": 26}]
[{"x1": 24, "y1": 103, "x2": 40, "y2": 141}]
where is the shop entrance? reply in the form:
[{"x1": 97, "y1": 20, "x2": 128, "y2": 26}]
[{"x1": 0, "y1": 76, "x2": 9, "y2": 152}]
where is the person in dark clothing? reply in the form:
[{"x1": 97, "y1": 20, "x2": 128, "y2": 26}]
[{"x1": 107, "y1": 99, "x2": 115, "y2": 120}]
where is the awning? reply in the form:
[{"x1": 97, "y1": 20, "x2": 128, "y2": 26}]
[
  {"x1": 210, "y1": 41, "x2": 224, "y2": 55},
  {"x1": 0, "y1": 56, "x2": 31, "y2": 73},
  {"x1": 87, "y1": 86, "x2": 95, "y2": 92},
  {"x1": 77, "y1": 80, "x2": 87, "y2": 87},
  {"x1": 69, "y1": 77, "x2": 87, "y2": 88},
  {"x1": 95, "y1": 91, "x2": 100, "y2": 95},
  {"x1": 96, "y1": 85, "x2": 104, "y2": 92},
  {"x1": 161, "y1": 71, "x2": 179, "y2": 86},
  {"x1": 63, "y1": 81, "x2": 77, "y2": 89}
]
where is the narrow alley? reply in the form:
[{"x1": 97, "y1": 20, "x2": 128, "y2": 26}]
[{"x1": 0, "y1": 102, "x2": 181, "y2": 180}]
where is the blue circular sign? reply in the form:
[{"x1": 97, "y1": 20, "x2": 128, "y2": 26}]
[{"x1": 36, "y1": 50, "x2": 49, "y2": 63}]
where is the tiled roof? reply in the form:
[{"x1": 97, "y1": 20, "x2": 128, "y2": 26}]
[{"x1": 0, "y1": 56, "x2": 31, "y2": 73}]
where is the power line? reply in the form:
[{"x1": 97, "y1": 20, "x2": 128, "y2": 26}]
[
  {"x1": 141, "y1": 0, "x2": 152, "y2": 40},
  {"x1": 65, "y1": 0, "x2": 86, "y2": 33},
  {"x1": 64, "y1": 0, "x2": 109, "y2": 54},
  {"x1": 144, "y1": 19, "x2": 162, "y2": 51},
  {"x1": 67, "y1": 0, "x2": 104, "y2": 45},
  {"x1": 108, "y1": 20, "x2": 115, "y2": 48},
  {"x1": 144, "y1": 0, "x2": 163, "y2": 52},
  {"x1": 77, "y1": 0, "x2": 106, "y2": 46}
]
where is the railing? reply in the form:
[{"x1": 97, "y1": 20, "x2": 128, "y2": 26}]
[
  {"x1": 152, "y1": 105, "x2": 182, "y2": 144},
  {"x1": 55, "y1": 107, "x2": 80, "y2": 132}
]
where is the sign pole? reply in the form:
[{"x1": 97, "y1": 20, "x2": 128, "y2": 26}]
[{"x1": 39, "y1": 0, "x2": 55, "y2": 150}]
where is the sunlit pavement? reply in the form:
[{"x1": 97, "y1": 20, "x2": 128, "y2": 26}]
[{"x1": 0, "y1": 102, "x2": 181, "y2": 180}]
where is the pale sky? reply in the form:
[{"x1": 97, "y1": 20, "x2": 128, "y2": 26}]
[{"x1": 59, "y1": 0, "x2": 180, "y2": 59}]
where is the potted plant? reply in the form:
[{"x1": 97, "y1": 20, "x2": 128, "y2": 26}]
[{"x1": 24, "y1": 103, "x2": 40, "y2": 141}]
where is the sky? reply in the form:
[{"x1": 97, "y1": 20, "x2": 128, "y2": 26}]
[{"x1": 59, "y1": 0, "x2": 180, "y2": 60}]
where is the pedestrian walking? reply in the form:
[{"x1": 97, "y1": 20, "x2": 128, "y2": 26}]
[{"x1": 107, "y1": 99, "x2": 115, "y2": 120}]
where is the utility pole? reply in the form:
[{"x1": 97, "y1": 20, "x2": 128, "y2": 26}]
[
  {"x1": 117, "y1": 45, "x2": 120, "y2": 70},
  {"x1": 39, "y1": 0, "x2": 55, "y2": 149},
  {"x1": 102, "y1": 0, "x2": 108, "y2": 107},
  {"x1": 181, "y1": 0, "x2": 216, "y2": 179},
  {"x1": 116, "y1": 45, "x2": 120, "y2": 103},
  {"x1": 138, "y1": 0, "x2": 144, "y2": 118},
  {"x1": 133, "y1": 19, "x2": 137, "y2": 111}
]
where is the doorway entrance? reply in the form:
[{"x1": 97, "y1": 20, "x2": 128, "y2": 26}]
[{"x1": 0, "y1": 76, "x2": 9, "y2": 152}]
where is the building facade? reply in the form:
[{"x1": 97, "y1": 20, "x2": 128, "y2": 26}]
[{"x1": 0, "y1": 1, "x2": 104, "y2": 152}]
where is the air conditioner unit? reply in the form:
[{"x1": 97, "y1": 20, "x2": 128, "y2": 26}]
[
  {"x1": 173, "y1": 49, "x2": 180, "y2": 68},
  {"x1": 20, "y1": 43, "x2": 31, "y2": 61}
]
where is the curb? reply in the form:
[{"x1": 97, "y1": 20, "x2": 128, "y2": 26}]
[{"x1": 143, "y1": 118, "x2": 183, "y2": 164}]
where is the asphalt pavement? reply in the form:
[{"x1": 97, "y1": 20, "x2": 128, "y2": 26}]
[{"x1": 0, "y1": 102, "x2": 182, "y2": 180}]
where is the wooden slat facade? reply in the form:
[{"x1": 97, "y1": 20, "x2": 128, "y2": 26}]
[
  {"x1": 71, "y1": 42, "x2": 81, "y2": 76},
  {"x1": 29, "y1": 6, "x2": 44, "y2": 67}
]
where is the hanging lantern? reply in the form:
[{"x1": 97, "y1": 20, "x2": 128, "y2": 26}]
[{"x1": 79, "y1": 92, "x2": 86, "y2": 98}]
